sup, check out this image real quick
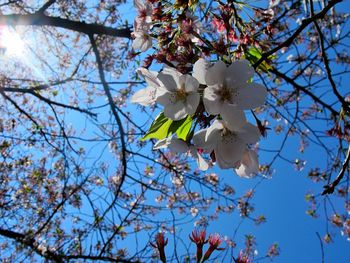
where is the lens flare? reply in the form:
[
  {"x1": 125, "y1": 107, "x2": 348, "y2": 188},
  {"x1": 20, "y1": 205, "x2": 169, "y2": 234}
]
[{"x1": 0, "y1": 26, "x2": 25, "y2": 56}]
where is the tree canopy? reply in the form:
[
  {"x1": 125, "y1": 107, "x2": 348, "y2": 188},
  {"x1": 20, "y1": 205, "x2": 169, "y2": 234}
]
[{"x1": 0, "y1": 0, "x2": 349, "y2": 262}]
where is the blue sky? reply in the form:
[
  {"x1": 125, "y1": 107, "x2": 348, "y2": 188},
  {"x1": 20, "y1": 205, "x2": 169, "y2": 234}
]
[
  {"x1": 119, "y1": 0, "x2": 350, "y2": 262},
  {"x1": 1, "y1": 1, "x2": 348, "y2": 262}
]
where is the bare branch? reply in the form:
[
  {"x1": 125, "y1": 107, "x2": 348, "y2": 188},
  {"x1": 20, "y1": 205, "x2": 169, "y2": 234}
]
[
  {"x1": 254, "y1": 0, "x2": 342, "y2": 68},
  {"x1": 0, "y1": 13, "x2": 132, "y2": 38},
  {"x1": 322, "y1": 143, "x2": 350, "y2": 195},
  {"x1": 37, "y1": 0, "x2": 56, "y2": 13}
]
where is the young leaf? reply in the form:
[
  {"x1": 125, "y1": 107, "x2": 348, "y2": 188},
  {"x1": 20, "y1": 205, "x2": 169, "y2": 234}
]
[
  {"x1": 141, "y1": 112, "x2": 173, "y2": 141},
  {"x1": 245, "y1": 47, "x2": 273, "y2": 72},
  {"x1": 168, "y1": 115, "x2": 193, "y2": 141}
]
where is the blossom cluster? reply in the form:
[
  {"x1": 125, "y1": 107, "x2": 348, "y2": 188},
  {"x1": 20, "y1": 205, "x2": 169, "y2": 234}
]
[
  {"x1": 132, "y1": 57, "x2": 266, "y2": 177},
  {"x1": 131, "y1": 0, "x2": 267, "y2": 178}
]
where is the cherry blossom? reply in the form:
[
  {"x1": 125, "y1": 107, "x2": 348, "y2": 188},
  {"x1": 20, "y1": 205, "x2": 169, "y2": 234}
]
[
  {"x1": 189, "y1": 229, "x2": 207, "y2": 246},
  {"x1": 133, "y1": 0, "x2": 152, "y2": 27},
  {"x1": 180, "y1": 12, "x2": 203, "y2": 43},
  {"x1": 131, "y1": 68, "x2": 162, "y2": 106},
  {"x1": 193, "y1": 119, "x2": 260, "y2": 169},
  {"x1": 131, "y1": 27, "x2": 152, "y2": 52},
  {"x1": 156, "y1": 67, "x2": 200, "y2": 121},
  {"x1": 235, "y1": 149, "x2": 259, "y2": 178},
  {"x1": 192, "y1": 58, "x2": 210, "y2": 85},
  {"x1": 195, "y1": 59, "x2": 267, "y2": 129}
]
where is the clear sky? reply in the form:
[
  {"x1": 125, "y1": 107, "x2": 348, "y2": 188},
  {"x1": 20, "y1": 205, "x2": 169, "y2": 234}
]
[
  {"x1": 1, "y1": 1, "x2": 348, "y2": 262},
  {"x1": 120, "y1": 0, "x2": 350, "y2": 262}
]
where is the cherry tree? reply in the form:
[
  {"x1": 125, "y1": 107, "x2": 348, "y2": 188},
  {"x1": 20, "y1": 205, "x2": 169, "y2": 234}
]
[{"x1": 0, "y1": 0, "x2": 348, "y2": 262}]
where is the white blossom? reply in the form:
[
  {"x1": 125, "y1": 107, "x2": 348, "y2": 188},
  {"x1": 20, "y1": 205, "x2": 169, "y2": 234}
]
[
  {"x1": 194, "y1": 59, "x2": 267, "y2": 130},
  {"x1": 193, "y1": 119, "x2": 260, "y2": 169},
  {"x1": 190, "y1": 207, "x2": 199, "y2": 217},
  {"x1": 131, "y1": 27, "x2": 152, "y2": 52},
  {"x1": 133, "y1": 0, "x2": 152, "y2": 28},
  {"x1": 193, "y1": 58, "x2": 210, "y2": 85},
  {"x1": 183, "y1": 12, "x2": 203, "y2": 43},
  {"x1": 131, "y1": 68, "x2": 161, "y2": 106},
  {"x1": 235, "y1": 149, "x2": 259, "y2": 178},
  {"x1": 287, "y1": 54, "x2": 294, "y2": 63},
  {"x1": 156, "y1": 67, "x2": 200, "y2": 121}
]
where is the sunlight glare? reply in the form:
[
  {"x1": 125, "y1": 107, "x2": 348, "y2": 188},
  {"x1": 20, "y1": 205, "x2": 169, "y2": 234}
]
[{"x1": 0, "y1": 26, "x2": 25, "y2": 56}]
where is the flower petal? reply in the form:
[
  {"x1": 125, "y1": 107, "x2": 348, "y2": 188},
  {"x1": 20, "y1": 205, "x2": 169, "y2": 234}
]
[
  {"x1": 156, "y1": 91, "x2": 173, "y2": 106},
  {"x1": 190, "y1": 147, "x2": 209, "y2": 171},
  {"x1": 235, "y1": 149, "x2": 259, "y2": 178},
  {"x1": 153, "y1": 138, "x2": 189, "y2": 154},
  {"x1": 153, "y1": 138, "x2": 169, "y2": 150},
  {"x1": 132, "y1": 35, "x2": 143, "y2": 50},
  {"x1": 136, "y1": 68, "x2": 160, "y2": 88},
  {"x1": 169, "y1": 138, "x2": 188, "y2": 153},
  {"x1": 193, "y1": 129, "x2": 214, "y2": 152},
  {"x1": 193, "y1": 58, "x2": 210, "y2": 85},
  {"x1": 133, "y1": 0, "x2": 143, "y2": 10},
  {"x1": 162, "y1": 66, "x2": 183, "y2": 87},
  {"x1": 216, "y1": 139, "x2": 245, "y2": 169},
  {"x1": 225, "y1": 60, "x2": 254, "y2": 86},
  {"x1": 235, "y1": 83, "x2": 267, "y2": 110},
  {"x1": 164, "y1": 101, "x2": 188, "y2": 120},
  {"x1": 205, "y1": 120, "x2": 224, "y2": 142},
  {"x1": 140, "y1": 37, "x2": 152, "y2": 52},
  {"x1": 205, "y1": 60, "x2": 226, "y2": 86},
  {"x1": 184, "y1": 93, "x2": 200, "y2": 115},
  {"x1": 184, "y1": 75, "x2": 199, "y2": 92},
  {"x1": 158, "y1": 71, "x2": 178, "y2": 92},
  {"x1": 237, "y1": 123, "x2": 260, "y2": 144},
  {"x1": 220, "y1": 106, "x2": 247, "y2": 130},
  {"x1": 131, "y1": 86, "x2": 155, "y2": 106},
  {"x1": 203, "y1": 86, "x2": 222, "y2": 115}
]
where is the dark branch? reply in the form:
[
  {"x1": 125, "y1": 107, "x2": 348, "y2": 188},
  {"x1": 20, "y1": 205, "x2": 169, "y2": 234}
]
[
  {"x1": 254, "y1": 0, "x2": 342, "y2": 68},
  {"x1": 0, "y1": 228, "x2": 138, "y2": 262},
  {"x1": 89, "y1": 34, "x2": 128, "y2": 224},
  {"x1": 38, "y1": 0, "x2": 56, "y2": 13},
  {"x1": 0, "y1": 228, "x2": 63, "y2": 262},
  {"x1": 0, "y1": 13, "x2": 132, "y2": 38},
  {"x1": 270, "y1": 67, "x2": 339, "y2": 117},
  {"x1": 322, "y1": 143, "x2": 350, "y2": 195}
]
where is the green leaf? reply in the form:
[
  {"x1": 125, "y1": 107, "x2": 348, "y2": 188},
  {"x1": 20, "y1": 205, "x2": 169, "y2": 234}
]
[
  {"x1": 169, "y1": 115, "x2": 193, "y2": 141},
  {"x1": 141, "y1": 113, "x2": 193, "y2": 141},
  {"x1": 244, "y1": 47, "x2": 273, "y2": 72},
  {"x1": 141, "y1": 112, "x2": 173, "y2": 141}
]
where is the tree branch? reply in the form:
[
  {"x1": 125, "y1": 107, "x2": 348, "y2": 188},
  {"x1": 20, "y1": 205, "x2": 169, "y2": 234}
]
[
  {"x1": 254, "y1": 0, "x2": 342, "y2": 68},
  {"x1": 270, "y1": 67, "x2": 339, "y2": 117},
  {"x1": 37, "y1": 0, "x2": 56, "y2": 13},
  {"x1": 0, "y1": 13, "x2": 132, "y2": 38},
  {"x1": 322, "y1": 143, "x2": 350, "y2": 195},
  {"x1": 89, "y1": 34, "x2": 128, "y2": 221},
  {"x1": 0, "y1": 228, "x2": 63, "y2": 262},
  {"x1": 0, "y1": 228, "x2": 138, "y2": 262}
]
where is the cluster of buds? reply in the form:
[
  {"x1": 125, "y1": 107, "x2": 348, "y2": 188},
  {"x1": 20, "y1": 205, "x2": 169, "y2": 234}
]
[
  {"x1": 151, "y1": 230, "x2": 256, "y2": 262},
  {"x1": 189, "y1": 230, "x2": 224, "y2": 262},
  {"x1": 326, "y1": 122, "x2": 350, "y2": 142}
]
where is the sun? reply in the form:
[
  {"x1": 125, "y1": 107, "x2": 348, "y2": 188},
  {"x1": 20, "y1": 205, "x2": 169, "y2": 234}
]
[{"x1": 0, "y1": 26, "x2": 25, "y2": 56}]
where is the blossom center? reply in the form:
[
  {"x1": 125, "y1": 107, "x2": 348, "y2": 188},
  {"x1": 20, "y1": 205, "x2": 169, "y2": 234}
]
[
  {"x1": 221, "y1": 128, "x2": 238, "y2": 144},
  {"x1": 175, "y1": 85, "x2": 188, "y2": 102},
  {"x1": 216, "y1": 82, "x2": 238, "y2": 104},
  {"x1": 139, "y1": 9, "x2": 147, "y2": 19}
]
